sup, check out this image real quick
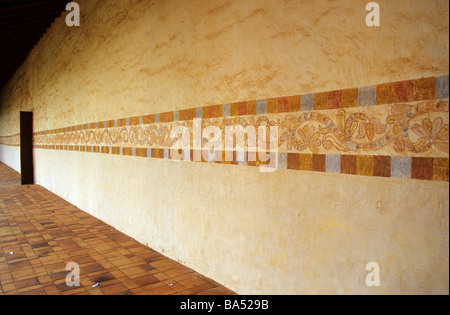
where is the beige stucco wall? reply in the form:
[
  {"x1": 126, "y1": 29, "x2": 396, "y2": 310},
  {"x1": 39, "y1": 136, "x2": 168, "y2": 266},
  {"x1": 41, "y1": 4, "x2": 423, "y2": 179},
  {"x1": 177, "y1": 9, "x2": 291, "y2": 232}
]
[
  {"x1": 1, "y1": 0, "x2": 448, "y2": 294},
  {"x1": 33, "y1": 149, "x2": 449, "y2": 294},
  {"x1": 0, "y1": 145, "x2": 20, "y2": 173},
  {"x1": 1, "y1": 0, "x2": 449, "y2": 132}
]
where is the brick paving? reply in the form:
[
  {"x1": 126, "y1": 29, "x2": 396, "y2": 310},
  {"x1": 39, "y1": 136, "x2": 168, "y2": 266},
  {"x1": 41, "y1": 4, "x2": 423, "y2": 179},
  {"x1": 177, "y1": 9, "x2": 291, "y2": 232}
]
[{"x1": 0, "y1": 162, "x2": 235, "y2": 295}]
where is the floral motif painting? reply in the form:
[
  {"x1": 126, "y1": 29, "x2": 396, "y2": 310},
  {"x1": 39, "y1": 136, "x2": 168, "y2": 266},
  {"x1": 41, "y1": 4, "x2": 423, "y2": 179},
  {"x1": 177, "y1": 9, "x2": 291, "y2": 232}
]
[{"x1": 33, "y1": 100, "x2": 449, "y2": 158}]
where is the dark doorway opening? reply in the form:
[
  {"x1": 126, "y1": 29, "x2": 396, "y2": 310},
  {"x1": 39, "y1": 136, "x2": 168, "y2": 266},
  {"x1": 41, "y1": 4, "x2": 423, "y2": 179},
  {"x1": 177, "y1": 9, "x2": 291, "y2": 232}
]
[{"x1": 20, "y1": 111, "x2": 34, "y2": 185}]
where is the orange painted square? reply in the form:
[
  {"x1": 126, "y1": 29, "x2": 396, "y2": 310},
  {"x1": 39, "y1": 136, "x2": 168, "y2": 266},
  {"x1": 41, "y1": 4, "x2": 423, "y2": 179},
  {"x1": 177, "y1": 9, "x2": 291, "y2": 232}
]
[
  {"x1": 135, "y1": 148, "x2": 147, "y2": 157},
  {"x1": 178, "y1": 110, "x2": 187, "y2": 121},
  {"x1": 214, "y1": 150, "x2": 223, "y2": 164},
  {"x1": 314, "y1": 92, "x2": 328, "y2": 110},
  {"x1": 247, "y1": 151, "x2": 257, "y2": 166},
  {"x1": 178, "y1": 109, "x2": 188, "y2": 121},
  {"x1": 160, "y1": 112, "x2": 174, "y2": 123},
  {"x1": 277, "y1": 97, "x2": 290, "y2": 113},
  {"x1": 123, "y1": 147, "x2": 133, "y2": 156},
  {"x1": 200, "y1": 150, "x2": 208, "y2": 162},
  {"x1": 106, "y1": 120, "x2": 115, "y2": 128},
  {"x1": 258, "y1": 152, "x2": 276, "y2": 167},
  {"x1": 188, "y1": 108, "x2": 197, "y2": 120},
  {"x1": 97, "y1": 121, "x2": 105, "y2": 129},
  {"x1": 288, "y1": 95, "x2": 301, "y2": 112},
  {"x1": 287, "y1": 153, "x2": 300, "y2": 170},
  {"x1": 230, "y1": 103, "x2": 240, "y2": 116},
  {"x1": 238, "y1": 102, "x2": 248, "y2": 115},
  {"x1": 298, "y1": 154, "x2": 313, "y2": 171},
  {"x1": 341, "y1": 155, "x2": 357, "y2": 175},
  {"x1": 117, "y1": 119, "x2": 127, "y2": 127},
  {"x1": 112, "y1": 147, "x2": 120, "y2": 155},
  {"x1": 433, "y1": 158, "x2": 449, "y2": 181},
  {"x1": 129, "y1": 116, "x2": 141, "y2": 126},
  {"x1": 93, "y1": 146, "x2": 100, "y2": 153},
  {"x1": 356, "y1": 155, "x2": 374, "y2": 176},
  {"x1": 232, "y1": 151, "x2": 240, "y2": 165},
  {"x1": 414, "y1": 77, "x2": 437, "y2": 101},
  {"x1": 255, "y1": 152, "x2": 264, "y2": 166},
  {"x1": 143, "y1": 115, "x2": 155, "y2": 125},
  {"x1": 246, "y1": 101, "x2": 257, "y2": 115},
  {"x1": 192, "y1": 150, "x2": 202, "y2": 162},
  {"x1": 376, "y1": 83, "x2": 394, "y2": 105},
  {"x1": 267, "y1": 98, "x2": 278, "y2": 113},
  {"x1": 342, "y1": 88, "x2": 359, "y2": 108},
  {"x1": 101, "y1": 146, "x2": 109, "y2": 154},
  {"x1": 215, "y1": 104, "x2": 224, "y2": 117},
  {"x1": 411, "y1": 157, "x2": 433, "y2": 180},
  {"x1": 328, "y1": 90, "x2": 343, "y2": 109},
  {"x1": 394, "y1": 80, "x2": 414, "y2": 102},
  {"x1": 206, "y1": 105, "x2": 223, "y2": 118},
  {"x1": 373, "y1": 155, "x2": 391, "y2": 177},
  {"x1": 312, "y1": 154, "x2": 326, "y2": 172},
  {"x1": 222, "y1": 150, "x2": 232, "y2": 164},
  {"x1": 203, "y1": 106, "x2": 212, "y2": 119}
]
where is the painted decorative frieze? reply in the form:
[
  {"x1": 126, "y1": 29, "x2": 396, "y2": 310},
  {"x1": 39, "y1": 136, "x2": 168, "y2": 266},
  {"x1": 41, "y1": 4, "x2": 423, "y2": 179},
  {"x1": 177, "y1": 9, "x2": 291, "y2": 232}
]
[{"x1": 28, "y1": 75, "x2": 450, "y2": 181}]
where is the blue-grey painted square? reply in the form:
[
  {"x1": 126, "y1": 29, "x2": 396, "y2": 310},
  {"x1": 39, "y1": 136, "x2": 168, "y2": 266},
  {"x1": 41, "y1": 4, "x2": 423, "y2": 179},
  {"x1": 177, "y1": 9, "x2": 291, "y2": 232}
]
[
  {"x1": 173, "y1": 111, "x2": 179, "y2": 122},
  {"x1": 154, "y1": 114, "x2": 160, "y2": 123},
  {"x1": 164, "y1": 148, "x2": 169, "y2": 159},
  {"x1": 126, "y1": 118, "x2": 130, "y2": 126},
  {"x1": 196, "y1": 107, "x2": 202, "y2": 119},
  {"x1": 132, "y1": 147, "x2": 136, "y2": 156},
  {"x1": 147, "y1": 148, "x2": 152, "y2": 157},
  {"x1": 222, "y1": 104, "x2": 230, "y2": 117},
  {"x1": 183, "y1": 149, "x2": 191, "y2": 161},
  {"x1": 326, "y1": 154, "x2": 341, "y2": 173},
  {"x1": 301, "y1": 94, "x2": 314, "y2": 111},
  {"x1": 237, "y1": 150, "x2": 246, "y2": 166},
  {"x1": 437, "y1": 75, "x2": 449, "y2": 99},
  {"x1": 391, "y1": 156, "x2": 411, "y2": 179},
  {"x1": 256, "y1": 99, "x2": 267, "y2": 115},
  {"x1": 358, "y1": 86, "x2": 376, "y2": 107},
  {"x1": 139, "y1": 116, "x2": 143, "y2": 125},
  {"x1": 277, "y1": 153, "x2": 287, "y2": 169},
  {"x1": 114, "y1": 119, "x2": 118, "y2": 127},
  {"x1": 206, "y1": 149, "x2": 214, "y2": 162}
]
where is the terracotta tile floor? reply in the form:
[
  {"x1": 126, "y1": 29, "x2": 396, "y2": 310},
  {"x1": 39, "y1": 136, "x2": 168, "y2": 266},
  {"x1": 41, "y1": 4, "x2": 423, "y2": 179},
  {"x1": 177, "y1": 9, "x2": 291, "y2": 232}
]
[{"x1": 0, "y1": 162, "x2": 236, "y2": 295}]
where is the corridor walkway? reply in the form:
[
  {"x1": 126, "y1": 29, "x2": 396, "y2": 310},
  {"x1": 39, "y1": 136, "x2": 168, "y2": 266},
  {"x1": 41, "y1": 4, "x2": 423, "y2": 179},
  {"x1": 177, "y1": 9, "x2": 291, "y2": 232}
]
[{"x1": 0, "y1": 162, "x2": 235, "y2": 295}]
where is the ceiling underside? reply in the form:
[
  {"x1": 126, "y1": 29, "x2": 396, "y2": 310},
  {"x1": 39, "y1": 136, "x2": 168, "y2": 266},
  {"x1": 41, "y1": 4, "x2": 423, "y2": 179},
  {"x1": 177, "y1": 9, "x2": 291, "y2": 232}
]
[{"x1": 0, "y1": 0, "x2": 67, "y2": 89}]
